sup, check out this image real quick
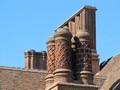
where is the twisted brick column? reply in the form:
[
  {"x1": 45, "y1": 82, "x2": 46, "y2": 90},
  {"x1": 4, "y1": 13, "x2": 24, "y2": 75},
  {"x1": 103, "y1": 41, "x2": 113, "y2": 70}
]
[
  {"x1": 45, "y1": 35, "x2": 55, "y2": 89},
  {"x1": 54, "y1": 27, "x2": 73, "y2": 83},
  {"x1": 76, "y1": 29, "x2": 93, "y2": 84}
]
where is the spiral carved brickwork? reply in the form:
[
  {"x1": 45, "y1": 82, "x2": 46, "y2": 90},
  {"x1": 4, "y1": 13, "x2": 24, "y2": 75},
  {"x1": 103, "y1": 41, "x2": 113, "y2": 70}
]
[
  {"x1": 47, "y1": 45, "x2": 55, "y2": 73},
  {"x1": 82, "y1": 54, "x2": 92, "y2": 71},
  {"x1": 55, "y1": 40, "x2": 71, "y2": 69}
]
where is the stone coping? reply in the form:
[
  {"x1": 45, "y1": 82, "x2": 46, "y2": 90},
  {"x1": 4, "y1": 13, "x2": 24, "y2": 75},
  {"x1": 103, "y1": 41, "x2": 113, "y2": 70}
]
[
  {"x1": 56, "y1": 5, "x2": 96, "y2": 30},
  {"x1": 0, "y1": 66, "x2": 47, "y2": 73},
  {"x1": 49, "y1": 82, "x2": 99, "y2": 89}
]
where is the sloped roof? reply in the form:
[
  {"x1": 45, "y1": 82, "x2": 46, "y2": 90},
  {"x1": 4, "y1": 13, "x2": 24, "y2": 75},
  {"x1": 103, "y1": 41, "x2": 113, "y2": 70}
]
[{"x1": 94, "y1": 53, "x2": 120, "y2": 90}]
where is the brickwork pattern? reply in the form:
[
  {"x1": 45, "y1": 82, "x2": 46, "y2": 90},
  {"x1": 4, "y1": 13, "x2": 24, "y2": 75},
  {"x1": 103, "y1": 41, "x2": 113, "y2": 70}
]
[
  {"x1": 24, "y1": 51, "x2": 47, "y2": 70},
  {"x1": 47, "y1": 45, "x2": 55, "y2": 73},
  {"x1": 94, "y1": 53, "x2": 120, "y2": 90},
  {"x1": 55, "y1": 40, "x2": 71, "y2": 69},
  {"x1": 56, "y1": 5, "x2": 99, "y2": 76},
  {"x1": 76, "y1": 47, "x2": 92, "y2": 72},
  {"x1": 83, "y1": 54, "x2": 92, "y2": 71},
  {"x1": 57, "y1": 6, "x2": 97, "y2": 49},
  {"x1": 0, "y1": 66, "x2": 46, "y2": 90}
]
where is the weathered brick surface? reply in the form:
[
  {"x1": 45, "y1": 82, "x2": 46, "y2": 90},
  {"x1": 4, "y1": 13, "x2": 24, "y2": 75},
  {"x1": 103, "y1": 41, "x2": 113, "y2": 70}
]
[
  {"x1": 24, "y1": 50, "x2": 47, "y2": 70},
  {"x1": 1, "y1": 5, "x2": 120, "y2": 90},
  {"x1": 49, "y1": 82, "x2": 98, "y2": 90},
  {"x1": 56, "y1": 5, "x2": 99, "y2": 76},
  {"x1": 94, "y1": 53, "x2": 120, "y2": 90},
  {"x1": 0, "y1": 66, "x2": 47, "y2": 90}
]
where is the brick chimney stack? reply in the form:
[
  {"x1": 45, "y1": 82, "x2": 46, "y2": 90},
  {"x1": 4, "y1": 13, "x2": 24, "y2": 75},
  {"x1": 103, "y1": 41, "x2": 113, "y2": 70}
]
[
  {"x1": 57, "y1": 6, "x2": 99, "y2": 75},
  {"x1": 53, "y1": 26, "x2": 73, "y2": 83},
  {"x1": 45, "y1": 5, "x2": 100, "y2": 90},
  {"x1": 24, "y1": 50, "x2": 36, "y2": 69},
  {"x1": 24, "y1": 50, "x2": 47, "y2": 70},
  {"x1": 45, "y1": 35, "x2": 55, "y2": 89},
  {"x1": 76, "y1": 29, "x2": 93, "y2": 84}
]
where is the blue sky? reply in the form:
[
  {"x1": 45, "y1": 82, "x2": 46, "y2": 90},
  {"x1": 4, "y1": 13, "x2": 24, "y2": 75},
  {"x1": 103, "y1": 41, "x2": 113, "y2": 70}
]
[{"x1": 0, "y1": 0, "x2": 120, "y2": 68}]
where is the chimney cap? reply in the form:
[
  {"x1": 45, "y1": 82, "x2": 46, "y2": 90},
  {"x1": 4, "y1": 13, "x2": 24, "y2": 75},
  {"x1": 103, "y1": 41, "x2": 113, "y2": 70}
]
[
  {"x1": 26, "y1": 49, "x2": 35, "y2": 52},
  {"x1": 76, "y1": 29, "x2": 91, "y2": 41}
]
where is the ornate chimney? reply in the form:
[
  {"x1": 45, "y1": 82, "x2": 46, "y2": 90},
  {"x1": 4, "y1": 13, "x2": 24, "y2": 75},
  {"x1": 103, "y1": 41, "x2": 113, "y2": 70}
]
[
  {"x1": 53, "y1": 26, "x2": 73, "y2": 83},
  {"x1": 76, "y1": 29, "x2": 93, "y2": 84},
  {"x1": 45, "y1": 35, "x2": 55, "y2": 89}
]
